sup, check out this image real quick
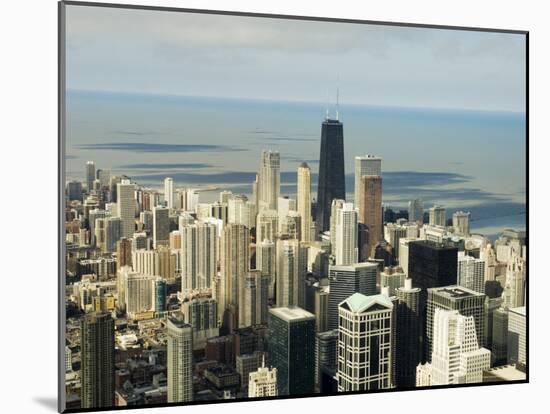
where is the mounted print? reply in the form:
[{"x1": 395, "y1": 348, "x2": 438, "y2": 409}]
[{"x1": 58, "y1": 1, "x2": 528, "y2": 412}]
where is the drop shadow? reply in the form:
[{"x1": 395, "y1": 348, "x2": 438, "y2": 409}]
[{"x1": 33, "y1": 397, "x2": 57, "y2": 412}]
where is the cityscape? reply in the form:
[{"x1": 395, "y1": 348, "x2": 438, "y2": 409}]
[
  {"x1": 62, "y1": 4, "x2": 527, "y2": 412},
  {"x1": 64, "y1": 109, "x2": 527, "y2": 409}
]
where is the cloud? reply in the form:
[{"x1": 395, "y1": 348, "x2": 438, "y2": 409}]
[{"x1": 74, "y1": 142, "x2": 246, "y2": 153}]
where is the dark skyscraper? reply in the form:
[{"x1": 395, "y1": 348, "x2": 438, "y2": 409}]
[
  {"x1": 315, "y1": 118, "x2": 345, "y2": 238},
  {"x1": 395, "y1": 279, "x2": 421, "y2": 388},
  {"x1": 268, "y1": 307, "x2": 316, "y2": 396},
  {"x1": 408, "y1": 240, "x2": 458, "y2": 361},
  {"x1": 80, "y1": 312, "x2": 115, "y2": 409}
]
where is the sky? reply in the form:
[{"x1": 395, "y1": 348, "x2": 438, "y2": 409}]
[{"x1": 65, "y1": 4, "x2": 526, "y2": 112}]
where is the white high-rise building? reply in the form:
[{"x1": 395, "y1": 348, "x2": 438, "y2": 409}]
[
  {"x1": 153, "y1": 206, "x2": 170, "y2": 248},
  {"x1": 428, "y1": 205, "x2": 446, "y2": 227},
  {"x1": 354, "y1": 155, "x2": 382, "y2": 205},
  {"x1": 180, "y1": 222, "x2": 218, "y2": 292},
  {"x1": 258, "y1": 150, "x2": 280, "y2": 211},
  {"x1": 164, "y1": 177, "x2": 174, "y2": 209},
  {"x1": 329, "y1": 199, "x2": 345, "y2": 254},
  {"x1": 278, "y1": 196, "x2": 296, "y2": 220},
  {"x1": 297, "y1": 162, "x2": 313, "y2": 242},
  {"x1": 228, "y1": 195, "x2": 255, "y2": 228},
  {"x1": 334, "y1": 203, "x2": 358, "y2": 265},
  {"x1": 337, "y1": 293, "x2": 393, "y2": 391},
  {"x1": 248, "y1": 357, "x2": 278, "y2": 398},
  {"x1": 125, "y1": 272, "x2": 155, "y2": 318},
  {"x1": 507, "y1": 306, "x2": 526, "y2": 365},
  {"x1": 256, "y1": 239, "x2": 276, "y2": 300},
  {"x1": 166, "y1": 317, "x2": 193, "y2": 403},
  {"x1": 453, "y1": 211, "x2": 471, "y2": 236},
  {"x1": 276, "y1": 239, "x2": 307, "y2": 308},
  {"x1": 457, "y1": 254, "x2": 486, "y2": 294},
  {"x1": 502, "y1": 248, "x2": 526, "y2": 309},
  {"x1": 418, "y1": 309, "x2": 490, "y2": 386},
  {"x1": 279, "y1": 211, "x2": 301, "y2": 240},
  {"x1": 117, "y1": 180, "x2": 136, "y2": 238},
  {"x1": 408, "y1": 199, "x2": 424, "y2": 224}
]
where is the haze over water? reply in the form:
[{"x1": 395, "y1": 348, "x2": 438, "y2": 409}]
[{"x1": 65, "y1": 89, "x2": 526, "y2": 240}]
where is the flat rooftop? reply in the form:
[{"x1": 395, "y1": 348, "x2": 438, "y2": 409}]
[
  {"x1": 269, "y1": 306, "x2": 315, "y2": 322},
  {"x1": 429, "y1": 285, "x2": 485, "y2": 298}
]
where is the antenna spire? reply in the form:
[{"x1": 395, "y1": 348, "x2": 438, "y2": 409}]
[{"x1": 336, "y1": 74, "x2": 340, "y2": 121}]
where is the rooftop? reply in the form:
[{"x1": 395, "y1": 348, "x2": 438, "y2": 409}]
[
  {"x1": 269, "y1": 306, "x2": 315, "y2": 323},
  {"x1": 429, "y1": 285, "x2": 485, "y2": 298},
  {"x1": 340, "y1": 293, "x2": 393, "y2": 313}
]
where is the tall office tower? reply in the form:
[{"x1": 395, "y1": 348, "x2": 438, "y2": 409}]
[
  {"x1": 297, "y1": 162, "x2": 313, "y2": 242},
  {"x1": 279, "y1": 211, "x2": 301, "y2": 240},
  {"x1": 453, "y1": 211, "x2": 471, "y2": 236},
  {"x1": 125, "y1": 273, "x2": 155, "y2": 317},
  {"x1": 502, "y1": 249, "x2": 526, "y2": 309},
  {"x1": 154, "y1": 277, "x2": 167, "y2": 313},
  {"x1": 278, "y1": 196, "x2": 297, "y2": 219},
  {"x1": 327, "y1": 263, "x2": 378, "y2": 330},
  {"x1": 219, "y1": 190, "x2": 233, "y2": 204},
  {"x1": 256, "y1": 239, "x2": 276, "y2": 300},
  {"x1": 337, "y1": 293, "x2": 393, "y2": 391},
  {"x1": 395, "y1": 279, "x2": 421, "y2": 388},
  {"x1": 354, "y1": 155, "x2": 382, "y2": 205},
  {"x1": 67, "y1": 180, "x2": 83, "y2": 201},
  {"x1": 132, "y1": 248, "x2": 177, "y2": 281},
  {"x1": 139, "y1": 210, "x2": 153, "y2": 233},
  {"x1": 481, "y1": 243, "x2": 497, "y2": 282},
  {"x1": 408, "y1": 240, "x2": 458, "y2": 292},
  {"x1": 153, "y1": 206, "x2": 170, "y2": 248},
  {"x1": 457, "y1": 255, "x2": 485, "y2": 294},
  {"x1": 315, "y1": 329, "x2": 339, "y2": 393},
  {"x1": 268, "y1": 307, "x2": 316, "y2": 395},
  {"x1": 507, "y1": 306, "x2": 526, "y2": 365},
  {"x1": 166, "y1": 317, "x2": 193, "y2": 403},
  {"x1": 357, "y1": 175, "x2": 383, "y2": 258},
  {"x1": 220, "y1": 223, "x2": 250, "y2": 330},
  {"x1": 329, "y1": 199, "x2": 345, "y2": 254},
  {"x1": 483, "y1": 295, "x2": 503, "y2": 356},
  {"x1": 426, "y1": 286, "x2": 486, "y2": 361},
  {"x1": 164, "y1": 177, "x2": 174, "y2": 209},
  {"x1": 495, "y1": 229, "x2": 526, "y2": 263},
  {"x1": 94, "y1": 218, "x2": 107, "y2": 252},
  {"x1": 424, "y1": 309, "x2": 490, "y2": 385},
  {"x1": 408, "y1": 199, "x2": 424, "y2": 224},
  {"x1": 240, "y1": 270, "x2": 269, "y2": 328},
  {"x1": 428, "y1": 205, "x2": 446, "y2": 226},
  {"x1": 80, "y1": 312, "x2": 115, "y2": 408},
  {"x1": 109, "y1": 175, "x2": 122, "y2": 203},
  {"x1": 185, "y1": 188, "x2": 199, "y2": 212},
  {"x1": 211, "y1": 201, "x2": 228, "y2": 224},
  {"x1": 116, "y1": 238, "x2": 132, "y2": 270},
  {"x1": 315, "y1": 117, "x2": 345, "y2": 238},
  {"x1": 117, "y1": 180, "x2": 136, "y2": 238},
  {"x1": 257, "y1": 150, "x2": 280, "y2": 211},
  {"x1": 314, "y1": 284, "x2": 330, "y2": 333},
  {"x1": 85, "y1": 161, "x2": 96, "y2": 191},
  {"x1": 228, "y1": 194, "x2": 255, "y2": 228},
  {"x1": 384, "y1": 223, "x2": 408, "y2": 258},
  {"x1": 380, "y1": 266, "x2": 406, "y2": 296},
  {"x1": 276, "y1": 239, "x2": 307, "y2": 308},
  {"x1": 169, "y1": 230, "x2": 181, "y2": 249},
  {"x1": 103, "y1": 216, "x2": 121, "y2": 253},
  {"x1": 180, "y1": 222, "x2": 218, "y2": 292},
  {"x1": 248, "y1": 358, "x2": 278, "y2": 398},
  {"x1": 491, "y1": 308, "x2": 509, "y2": 365},
  {"x1": 182, "y1": 298, "x2": 219, "y2": 350},
  {"x1": 256, "y1": 209, "x2": 279, "y2": 253},
  {"x1": 97, "y1": 169, "x2": 111, "y2": 189},
  {"x1": 334, "y1": 202, "x2": 358, "y2": 265}
]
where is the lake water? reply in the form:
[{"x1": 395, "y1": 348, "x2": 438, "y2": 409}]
[{"x1": 65, "y1": 89, "x2": 526, "y2": 239}]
